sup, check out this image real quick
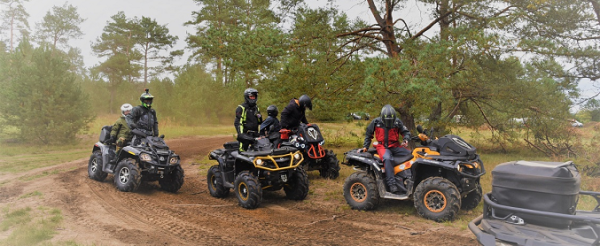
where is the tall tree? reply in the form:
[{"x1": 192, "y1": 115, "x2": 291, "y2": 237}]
[
  {"x1": 91, "y1": 12, "x2": 143, "y2": 112},
  {"x1": 133, "y1": 16, "x2": 178, "y2": 85},
  {"x1": 0, "y1": 0, "x2": 29, "y2": 51},
  {"x1": 34, "y1": 3, "x2": 85, "y2": 53}
]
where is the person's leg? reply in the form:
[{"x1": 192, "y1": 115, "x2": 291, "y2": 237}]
[{"x1": 381, "y1": 148, "x2": 400, "y2": 194}]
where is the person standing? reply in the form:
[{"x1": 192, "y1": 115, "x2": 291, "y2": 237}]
[{"x1": 234, "y1": 88, "x2": 262, "y2": 151}]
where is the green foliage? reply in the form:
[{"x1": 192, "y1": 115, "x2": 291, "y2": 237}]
[
  {"x1": 0, "y1": 41, "x2": 94, "y2": 144},
  {"x1": 0, "y1": 206, "x2": 64, "y2": 246},
  {"x1": 0, "y1": 0, "x2": 30, "y2": 50},
  {"x1": 34, "y1": 3, "x2": 84, "y2": 51}
]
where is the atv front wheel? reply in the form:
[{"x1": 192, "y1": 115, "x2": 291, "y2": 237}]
[
  {"x1": 284, "y1": 169, "x2": 309, "y2": 200},
  {"x1": 460, "y1": 183, "x2": 482, "y2": 210},
  {"x1": 319, "y1": 150, "x2": 340, "y2": 179},
  {"x1": 234, "y1": 171, "x2": 262, "y2": 209},
  {"x1": 343, "y1": 172, "x2": 379, "y2": 210},
  {"x1": 88, "y1": 150, "x2": 108, "y2": 181},
  {"x1": 114, "y1": 158, "x2": 142, "y2": 192},
  {"x1": 159, "y1": 165, "x2": 185, "y2": 193},
  {"x1": 207, "y1": 165, "x2": 230, "y2": 198},
  {"x1": 414, "y1": 177, "x2": 461, "y2": 222}
]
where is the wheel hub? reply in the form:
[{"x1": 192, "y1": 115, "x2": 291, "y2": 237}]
[
  {"x1": 424, "y1": 190, "x2": 447, "y2": 213},
  {"x1": 91, "y1": 158, "x2": 99, "y2": 173},
  {"x1": 350, "y1": 183, "x2": 367, "y2": 202},
  {"x1": 119, "y1": 167, "x2": 130, "y2": 184},
  {"x1": 238, "y1": 183, "x2": 248, "y2": 200}
]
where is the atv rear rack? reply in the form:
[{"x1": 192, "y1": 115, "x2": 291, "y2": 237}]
[{"x1": 469, "y1": 192, "x2": 600, "y2": 246}]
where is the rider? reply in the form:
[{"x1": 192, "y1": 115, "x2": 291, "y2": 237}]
[
  {"x1": 107, "y1": 103, "x2": 134, "y2": 151},
  {"x1": 359, "y1": 104, "x2": 411, "y2": 194},
  {"x1": 280, "y1": 95, "x2": 311, "y2": 130},
  {"x1": 235, "y1": 88, "x2": 263, "y2": 151},
  {"x1": 130, "y1": 89, "x2": 159, "y2": 137},
  {"x1": 260, "y1": 105, "x2": 281, "y2": 147}
]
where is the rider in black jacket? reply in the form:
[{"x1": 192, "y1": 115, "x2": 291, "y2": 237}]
[
  {"x1": 130, "y1": 89, "x2": 159, "y2": 138},
  {"x1": 234, "y1": 88, "x2": 262, "y2": 151},
  {"x1": 280, "y1": 95, "x2": 312, "y2": 130}
]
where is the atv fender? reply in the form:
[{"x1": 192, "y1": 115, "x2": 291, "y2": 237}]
[
  {"x1": 345, "y1": 154, "x2": 382, "y2": 172},
  {"x1": 93, "y1": 142, "x2": 114, "y2": 172},
  {"x1": 216, "y1": 156, "x2": 234, "y2": 188}
]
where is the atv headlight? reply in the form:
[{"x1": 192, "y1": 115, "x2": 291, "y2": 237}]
[
  {"x1": 140, "y1": 153, "x2": 152, "y2": 162},
  {"x1": 294, "y1": 153, "x2": 301, "y2": 160},
  {"x1": 256, "y1": 159, "x2": 264, "y2": 166},
  {"x1": 169, "y1": 157, "x2": 179, "y2": 165}
]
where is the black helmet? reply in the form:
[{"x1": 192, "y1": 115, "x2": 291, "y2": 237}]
[
  {"x1": 380, "y1": 104, "x2": 397, "y2": 128},
  {"x1": 140, "y1": 89, "x2": 154, "y2": 108},
  {"x1": 244, "y1": 88, "x2": 258, "y2": 107},
  {"x1": 267, "y1": 105, "x2": 278, "y2": 117},
  {"x1": 299, "y1": 95, "x2": 312, "y2": 110}
]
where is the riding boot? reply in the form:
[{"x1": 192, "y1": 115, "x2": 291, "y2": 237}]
[
  {"x1": 396, "y1": 178, "x2": 407, "y2": 194},
  {"x1": 386, "y1": 177, "x2": 400, "y2": 194}
]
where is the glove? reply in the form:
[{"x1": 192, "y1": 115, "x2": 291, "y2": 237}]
[
  {"x1": 401, "y1": 139, "x2": 409, "y2": 147},
  {"x1": 357, "y1": 148, "x2": 367, "y2": 153},
  {"x1": 106, "y1": 136, "x2": 116, "y2": 144}
]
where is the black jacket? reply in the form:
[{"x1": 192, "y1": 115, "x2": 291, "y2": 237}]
[
  {"x1": 130, "y1": 105, "x2": 158, "y2": 136},
  {"x1": 280, "y1": 99, "x2": 308, "y2": 129},
  {"x1": 234, "y1": 103, "x2": 262, "y2": 135}
]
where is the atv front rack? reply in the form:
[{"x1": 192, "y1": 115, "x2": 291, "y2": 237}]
[{"x1": 469, "y1": 193, "x2": 600, "y2": 246}]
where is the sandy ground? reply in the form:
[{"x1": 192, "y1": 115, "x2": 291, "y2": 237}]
[{"x1": 0, "y1": 136, "x2": 478, "y2": 245}]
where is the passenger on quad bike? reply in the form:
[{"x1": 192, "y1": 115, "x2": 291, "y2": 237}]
[
  {"x1": 280, "y1": 94, "x2": 311, "y2": 130},
  {"x1": 105, "y1": 103, "x2": 134, "y2": 154},
  {"x1": 358, "y1": 104, "x2": 411, "y2": 194},
  {"x1": 235, "y1": 88, "x2": 263, "y2": 151},
  {"x1": 260, "y1": 105, "x2": 281, "y2": 146},
  {"x1": 130, "y1": 89, "x2": 159, "y2": 138}
]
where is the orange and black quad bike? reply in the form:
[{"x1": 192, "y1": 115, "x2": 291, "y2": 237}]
[
  {"x1": 341, "y1": 125, "x2": 486, "y2": 222},
  {"x1": 279, "y1": 123, "x2": 340, "y2": 179}
]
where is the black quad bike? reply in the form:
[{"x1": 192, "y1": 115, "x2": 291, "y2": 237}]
[
  {"x1": 341, "y1": 125, "x2": 486, "y2": 222},
  {"x1": 279, "y1": 123, "x2": 340, "y2": 179},
  {"x1": 207, "y1": 138, "x2": 309, "y2": 209},
  {"x1": 469, "y1": 160, "x2": 600, "y2": 246},
  {"x1": 88, "y1": 126, "x2": 184, "y2": 193}
]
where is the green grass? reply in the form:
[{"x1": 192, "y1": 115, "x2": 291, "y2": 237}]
[
  {"x1": 19, "y1": 191, "x2": 43, "y2": 199},
  {"x1": 0, "y1": 206, "x2": 64, "y2": 246}
]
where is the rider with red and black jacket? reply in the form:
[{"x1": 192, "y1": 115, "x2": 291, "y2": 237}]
[{"x1": 360, "y1": 104, "x2": 411, "y2": 194}]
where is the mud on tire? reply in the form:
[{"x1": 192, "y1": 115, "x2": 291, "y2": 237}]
[
  {"x1": 207, "y1": 165, "x2": 230, "y2": 198},
  {"x1": 234, "y1": 171, "x2": 262, "y2": 209},
  {"x1": 413, "y1": 177, "x2": 461, "y2": 222},
  {"x1": 343, "y1": 172, "x2": 379, "y2": 211},
  {"x1": 159, "y1": 165, "x2": 185, "y2": 193},
  {"x1": 114, "y1": 158, "x2": 142, "y2": 192},
  {"x1": 88, "y1": 150, "x2": 108, "y2": 181},
  {"x1": 319, "y1": 150, "x2": 340, "y2": 179},
  {"x1": 284, "y1": 168, "x2": 309, "y2": 200},
  {"x1": 460, "y1": 183, "x2": 482, "y2": 210}
]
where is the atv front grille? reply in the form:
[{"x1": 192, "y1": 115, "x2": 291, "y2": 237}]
[{"x1": 252, "y1": 151, "x2": 304, "y2": 171}]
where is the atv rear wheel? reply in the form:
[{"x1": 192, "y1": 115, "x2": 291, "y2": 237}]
[
  {"x1": 461, "y1": 183, "x2": 482, "y2": 210},
  {"x1": 88, "y1": 150, "x2": 108, "y2": 181},
  {"x1": 284, "y1": 169, "x2": 309, "y2": 200},
  {"x1": 343, "y1": 172, "x2": 379, "y2": 210},
  {"x1": 319, "y1": 150, "x2": 340, "y2": 179},
  {"x1": 114, "y1": 158, "x2": 142, "y2": 192},
  {"x1": 414, "y1": 177, "x2": 461, "y2": 222},
  {"x1": 207, "y1": 165, "x2": 230, "y2": 198},
  {"x1": 234, "y1": 171, "x2": 262, "y2": 209},
  {"x1": 159, "y1": 165, "x2": 185, "y2": 193}
]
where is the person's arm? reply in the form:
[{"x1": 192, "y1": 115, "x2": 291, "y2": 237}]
[
  {"x1": 234, "y1": 106, "x2": 244, "y2": 135},
  {"x1": 362, "y1": 120, "x2": 376, "y2": 150},
  {"x1": 260, "y1": 117, "x2": 274, "y2": 134},
  {"x1": 301, "y1": 110, "x2": 308, "y2": 124},
  {"x1": 280, "y1": 107, "x2": 290, "y2": 129},
  {"x1": 152, "y1": 109, "x2": 159, "y2": 136}
]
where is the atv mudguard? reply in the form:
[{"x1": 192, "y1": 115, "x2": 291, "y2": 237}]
[{"x1": 93, "y1": 141, "x2": 116, "y2": 172}]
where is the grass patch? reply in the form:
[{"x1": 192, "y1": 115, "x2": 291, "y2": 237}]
[
  {"x1": 0, "y1": 150, "x2": 89, "y2": 174},
  {"x1": 19, "y1": 191, "x2": 43, "y2": 199},
  {"x1": 0, "y1": 206, "x2": 63, "y2": 246}
]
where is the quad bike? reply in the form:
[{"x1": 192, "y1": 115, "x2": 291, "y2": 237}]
[
  {"x1": 341, "y1": 125, "x2": 486, "y2": 222},
  {"x1": 88, "y1": 126, "x2": 184, "y2": 193},
  {"x1": 279, "y1": 123, "x2": 340, "y2": 179},
  {"x1": 470, "y1": 160, "x2": 600, "y2": 246},
  {"x1": 207, "y1": 138, "x2": 309, "y2": 209}
]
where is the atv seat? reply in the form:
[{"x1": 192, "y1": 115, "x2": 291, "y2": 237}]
[
  {"x1": 373, "y1": 153, "x2": 413, "y2": 166},
  {"x1": 223, "y1": 141, "x2": 239, "y2": 150}
]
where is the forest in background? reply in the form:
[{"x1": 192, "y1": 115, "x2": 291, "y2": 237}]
[{"x1": 1, "y1": 0, "x2": 600, "y2": 161}]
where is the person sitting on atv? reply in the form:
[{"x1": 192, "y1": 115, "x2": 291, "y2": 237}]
[
  {"x1": 280, "y1": 95, "x2": 312, "y2": 130},
  {"x1": 235, "y1": 88, "x2": 263, "y2": 151},
  {"x1": 260, "y1": 105, "x2": 281, "y2": 147},
  {"x1": 130, "y1": 89, "x2": 159, "y2": 138},
  {"x1": 106, "y1": 103, "x2": 134, "y2": 153},
  {"x1": 359, "y1": 104, "x2": 411, "y2": 194}
]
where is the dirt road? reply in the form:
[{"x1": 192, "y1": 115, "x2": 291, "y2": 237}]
[{"x1": 0, "y1": 136, "x2": 477, "y2": 245}]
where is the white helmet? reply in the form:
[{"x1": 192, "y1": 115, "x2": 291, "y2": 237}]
[{"x1": 121, "y1": 103, "x2": 133, "y2": 117}]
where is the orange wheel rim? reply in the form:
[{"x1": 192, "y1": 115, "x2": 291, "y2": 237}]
[
  {"x1": 238, "y1": 182, "x2": 249, "y2": 201},
  {"x1": 424, "y1": 190, "x2": 446, "y2": 213},
  {"x1": 350, "y1": 183, "x2": 367, "y2": 203}
]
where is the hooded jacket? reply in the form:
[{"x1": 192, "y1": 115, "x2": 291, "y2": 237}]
[{"x1": 280, "y1": 99, "x2": 308, "y2": 129}]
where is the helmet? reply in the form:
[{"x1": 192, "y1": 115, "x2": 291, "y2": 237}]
[
  {"x1": 299, "y1": 95, "x2": 312, "y2": 110},
  {"x1": 380, "y1": 104, "x2": 397, "y2": 128},
  {"x1": 140, "y1": 89, "x2": 154, "y2": 108},
  {"x1": 120, "y1": 103, "x2": 133, "y2": 117},
  {"x1": 244, "y1": 88, "x2": 258, "y2": 107},
  {"x1": 267, "y1": 105, "x2": 278, "y2": 117}
]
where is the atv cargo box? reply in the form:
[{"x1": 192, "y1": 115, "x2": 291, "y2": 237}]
[
  {"x1": 99, "y1": 125, "x2": 112, "y2": 143},
  {"x1": 492, "y1": 160, "x2": 580, "y2": 228}
]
